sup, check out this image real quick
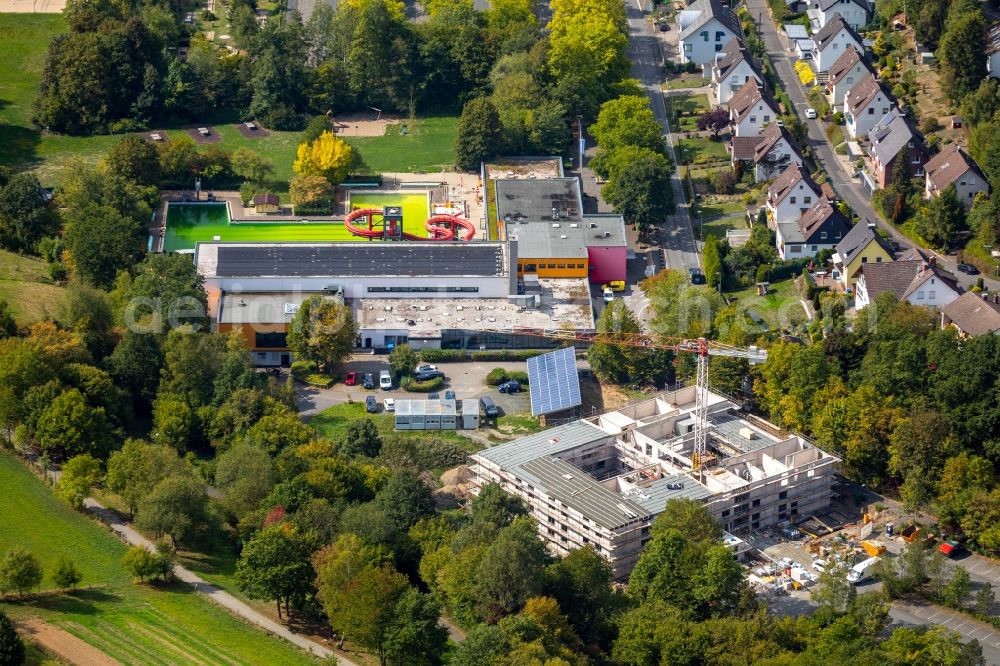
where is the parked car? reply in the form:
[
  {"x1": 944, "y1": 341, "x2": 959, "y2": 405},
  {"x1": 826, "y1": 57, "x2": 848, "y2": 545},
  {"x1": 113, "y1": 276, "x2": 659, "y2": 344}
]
[
  {"x1": 444, "y1": 390, "x2": 456, "y2": 400},
  {"x1": 480, "y1": 395, "x2": 499, "y2": 418},
  {"x1": 344, "y1": 371, "x2": 357, "y2": 386},
  {"x1": 498, "y1": 380, "x2": 522, "y2": 394},
  {"x1": 384, "y1": 397, "x2": 395, "y2": 412},
  {"x1": 379, "y1": 370, "x2": 392, "y2": 390},
  {"x1": 657, "y1": 20, "x2": 668, "y2": 31},
  {"x1": 415, "y1": 369, "x2": 445, "y2": 381},
  {"x1": 805, "y1": 108, "x2": 818, "y2": 119},
  {"x1": 427, "y1": 392, "x2": 440, "y2": 400},
  {"x1": 362, "y1": 373, "x2": 375, "y2": 389},
  {"x1": 957, "y1": 262, "x2": 979, "y2": 275},
  {"x1": 365, "y1": 395, "x2": 378, "y2": 413},
  {"x1": 607, "y1": 280, "x2": 626, "y2": 292},
  {"x1": 689, "y1": 268, "x2": 706, "y2": 284},
  {"x1": 603, "y1": 287, "x2": 614, "y2": 303},
  {"x1": 414, "y1": 364, "x2": 438, "y2": 374}
]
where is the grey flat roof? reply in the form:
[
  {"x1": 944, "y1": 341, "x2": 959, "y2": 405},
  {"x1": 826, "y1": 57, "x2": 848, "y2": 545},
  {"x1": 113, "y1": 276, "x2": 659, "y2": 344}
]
[
  {"x1": 207, "y1": 242, "x2": 505, "y2": 278},
  {"x1": 507, "y1": 215, "x2": 626, "y2": 259},
  {"x1": 475, "y1": 420, "x2": 611, "y2": 469},
  {"x1": 495, "y1": 178, "x2": 582, "y2": 221},
  {"x1": 627, "y1": 474, "x2": 713, "y2": 514},
  {"x1": 520, "y1": 457, "x2": 652, "y2": 530}
]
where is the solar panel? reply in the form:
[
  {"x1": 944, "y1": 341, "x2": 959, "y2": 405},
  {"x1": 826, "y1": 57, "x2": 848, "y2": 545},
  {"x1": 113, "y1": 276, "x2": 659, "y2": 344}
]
[{"x1": 527, "y1": 347, "x2": 582, "y2": 416}]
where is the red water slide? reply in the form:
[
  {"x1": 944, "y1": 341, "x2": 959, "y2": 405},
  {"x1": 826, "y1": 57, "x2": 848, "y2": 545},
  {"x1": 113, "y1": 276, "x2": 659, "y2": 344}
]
[{"x1": 344, "y1": 207, "x2": 476, "y2": 241}]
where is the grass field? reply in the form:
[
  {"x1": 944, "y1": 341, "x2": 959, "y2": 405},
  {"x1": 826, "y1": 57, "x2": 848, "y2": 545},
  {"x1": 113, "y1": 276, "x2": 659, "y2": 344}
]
[
  {"x1": 0, "y1": 453, "x2": 320, "y2": 666},
  {"x1": 725, "y1": 278, "x2": 808, "y2": 330},
  {"x1": 677, "y1": 136, "x2": 730, "y2": 165},
  {"x1": 0, "y1": 250, "x2": 65, "y2": 323},
  {"x1": 0, "y1": 15, "x2": 458, "y2": 187}
]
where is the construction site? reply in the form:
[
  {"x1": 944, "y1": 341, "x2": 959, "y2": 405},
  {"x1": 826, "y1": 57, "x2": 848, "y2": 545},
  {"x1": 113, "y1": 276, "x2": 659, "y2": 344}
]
[{"x1": 470, "y1": 382, "x2": 840, "y2": 579}]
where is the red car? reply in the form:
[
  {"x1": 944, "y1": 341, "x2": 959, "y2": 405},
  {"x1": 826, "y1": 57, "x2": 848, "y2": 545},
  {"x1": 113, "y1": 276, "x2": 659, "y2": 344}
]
[{"x1": 344, "y1": 371, "x2": 357, "y2": 386}]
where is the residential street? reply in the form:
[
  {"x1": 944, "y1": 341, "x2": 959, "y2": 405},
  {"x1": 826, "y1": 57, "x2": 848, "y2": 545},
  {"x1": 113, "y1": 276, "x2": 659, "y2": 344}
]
[
  {"x1": 625, "y1": 0, "x2": 702, "y2": 273},
  {"x1": 743, "y1": 0, "x2": 999, "y2": 292}
]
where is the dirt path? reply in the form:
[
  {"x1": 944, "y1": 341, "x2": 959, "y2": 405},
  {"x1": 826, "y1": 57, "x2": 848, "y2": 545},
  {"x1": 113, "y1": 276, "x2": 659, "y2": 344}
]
[{"x1": 17, "y1": 618, "x2": 122, "y2": 666}]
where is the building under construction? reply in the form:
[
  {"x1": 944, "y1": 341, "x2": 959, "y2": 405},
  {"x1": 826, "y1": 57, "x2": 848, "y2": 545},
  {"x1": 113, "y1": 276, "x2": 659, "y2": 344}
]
[{"x1": 469, "y1": 385, "x2": 840, "y2": 579}]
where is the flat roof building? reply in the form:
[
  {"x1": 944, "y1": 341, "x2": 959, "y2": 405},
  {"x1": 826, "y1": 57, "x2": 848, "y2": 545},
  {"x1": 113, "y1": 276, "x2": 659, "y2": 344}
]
[{"x1": 470, "y1": 386, "x2": 839, "y2": 578}]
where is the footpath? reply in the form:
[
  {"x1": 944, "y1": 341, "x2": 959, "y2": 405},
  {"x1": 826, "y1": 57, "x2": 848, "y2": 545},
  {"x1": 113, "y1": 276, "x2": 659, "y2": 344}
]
[{"x1": 81, "y1": 497, "x2": 354, "y2": 665}]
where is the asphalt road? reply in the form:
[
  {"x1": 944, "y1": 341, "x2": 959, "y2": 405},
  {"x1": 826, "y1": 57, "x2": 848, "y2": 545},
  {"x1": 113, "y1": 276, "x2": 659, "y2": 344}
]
[
  {"x1": 625, "y1": 0, "x2": 702, "y2": 273},
  {"x1": 743, "y1": 0, "x2": 998, "y2": 292}
]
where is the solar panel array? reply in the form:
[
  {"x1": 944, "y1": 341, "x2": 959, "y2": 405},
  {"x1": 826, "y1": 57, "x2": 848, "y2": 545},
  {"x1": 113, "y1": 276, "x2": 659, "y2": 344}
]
[{"x1": 527, "y1": 347, "x2": 582, "y2": 416}]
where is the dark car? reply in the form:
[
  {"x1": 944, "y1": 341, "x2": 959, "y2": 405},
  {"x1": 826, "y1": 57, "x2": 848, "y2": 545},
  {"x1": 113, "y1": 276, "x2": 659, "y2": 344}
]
[
  {"x1": 427, "y1": 392, "x2": 440, "y2": 400},
  {"x1": 365, "y1": 395, "x2": 378, "y2": 413},
  {"x1": 414, "y1": 369, "x2": 445, "y2": 381},
  {"x1": 657, "y1": 21, "x2": 668, "y2": 31},
  {"x1": 498, "y1": 380, "x2": 522, "y2": 394},
  {"x1": 957, "y1": 262, "x2": 979, "y2": 275},
  {"x1": 689, "y1": 268, "x2": 706, "y2": 284},
  {"x1": 480, "y1": 395, "x2": 499, "y2": 418},
  {"x1": 444, "y1": 390, "x2": 456, "y2": 400},
  {"x1": 362, "y1": 373, "x2": 375, "y2": 389}
]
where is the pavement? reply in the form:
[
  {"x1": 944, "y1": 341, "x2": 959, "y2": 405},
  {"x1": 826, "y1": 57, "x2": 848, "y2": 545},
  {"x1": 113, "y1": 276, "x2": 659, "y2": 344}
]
[
  {"x1": 743, "y1": 0, "x2": 999, "y2": 293},
  {"x1": 79, "y1": 497, "x2": 350, "y2": 664},
  {"x1": 625, "y1": 0, "x2": 702, "y2": 273}
]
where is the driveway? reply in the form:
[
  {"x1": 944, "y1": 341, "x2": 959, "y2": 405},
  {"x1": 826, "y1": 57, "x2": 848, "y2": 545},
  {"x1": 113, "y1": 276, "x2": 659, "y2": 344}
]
[
  {"x1": 744, "y1": 0, "x2": 999, "y2": 292},
  {"x1": 624, "y1": 0, "x2": 701, "y2": 273}
]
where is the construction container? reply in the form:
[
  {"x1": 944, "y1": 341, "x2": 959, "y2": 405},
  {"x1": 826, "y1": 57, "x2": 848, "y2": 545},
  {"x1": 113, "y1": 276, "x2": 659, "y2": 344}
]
[
  {"x1": 861, "y1": 540, "x2": 886, "y2": 557},
  {"x1": 900, "y1": 525, "x2": 921, "y2": 543}
]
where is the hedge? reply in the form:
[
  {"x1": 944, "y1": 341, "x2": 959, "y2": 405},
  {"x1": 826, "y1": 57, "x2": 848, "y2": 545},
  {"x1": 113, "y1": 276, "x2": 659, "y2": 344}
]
[
  {"x1": 403, "y1": 376, "x2": 445, "y2": 392},
  {"x1": 418, "y1": 349, "x2": 559, "y2": 363},
  {"x1": 290, "y1": 360, "x2": 336, "y2": 387},
  {"x1": 486, "y1": 368, "x2": 509, "y2": 386}
]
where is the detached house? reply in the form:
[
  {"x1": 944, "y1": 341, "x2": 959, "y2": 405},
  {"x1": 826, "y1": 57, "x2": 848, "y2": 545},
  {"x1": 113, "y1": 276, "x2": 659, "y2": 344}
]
[
  {"x1": 776, "y1": 200, "x2": 851, "y2": 260},
  {"x1": 826, "y1": 46, "x2": 873, "y2": 109},
  {"x1": 844, "y1": 73, "x2": 891, "y2": 139},
  {"x1": 728, "y1": 81, "x2": 781, "y2": 136},
  {"x1": 855, "y1": 260, "x2": 960, "y2": 310},
  {"x1": 766, "y1": 164, "x2": 823, "y2": 226},
  {"x1": 941, "y1": 291, "x2": 1000, "y2": 337},
  {"x1": 751, "y1": 123, "x2": 803, "y2": 182},
  {"x1": 711, "y1": 39, "x2": 763, "y2": 105},
  {"x1": 678, "y1": 0, "x2": 742, "y2": 66},
  {"x1": 812, "y1": 14, "x2": 864, "y2": 72},
  {"x1": 924, "y1": 143, "x2": 990, "y2": 209},
  {"x1": 831, "y1": 219, "x2": 894, "y2": 290},
  {"x1": 807, "y1": 0, "x2": 870, "y2": 31},
  {"x1": 866, "y1": 108, "x2": 927, "y2": 190}
]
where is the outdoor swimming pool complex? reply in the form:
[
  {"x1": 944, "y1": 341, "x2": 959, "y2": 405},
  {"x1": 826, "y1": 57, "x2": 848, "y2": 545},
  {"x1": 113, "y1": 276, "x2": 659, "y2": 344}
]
[{"x1": 161, "y1": 192, "x2": 432, "y2": 252}]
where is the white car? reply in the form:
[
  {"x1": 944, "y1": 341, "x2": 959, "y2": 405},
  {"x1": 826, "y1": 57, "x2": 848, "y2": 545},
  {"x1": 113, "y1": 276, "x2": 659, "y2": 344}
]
[
  {"x1": 414, "y1": 364, "x2": 438, "y2": 374},
  {"x1": 603, "y1": 287, "x2": 614, "y2": 303},
  {"x1": 379, "y1": 370, "x2": 392, "y2": 390},
  {"x1": 383, "y1": 398, "x2": 395, "y2": 412},
  {"x1": 805, "y1": 108, "x2": 818, "y2": 119}
]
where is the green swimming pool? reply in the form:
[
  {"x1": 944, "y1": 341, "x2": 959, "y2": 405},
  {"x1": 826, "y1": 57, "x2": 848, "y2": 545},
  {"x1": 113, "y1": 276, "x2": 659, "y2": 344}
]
[{"x1": 161, "y1": 192, "x2": 432, "y2": 252}]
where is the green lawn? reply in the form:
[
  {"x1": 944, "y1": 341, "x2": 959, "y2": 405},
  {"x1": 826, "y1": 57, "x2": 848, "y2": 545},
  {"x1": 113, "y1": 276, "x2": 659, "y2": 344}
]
[
  {"x1": 0, "y1": 15, "x2": 458, "y2": 187},
  {"x1": 0, "y1": 453, "x2": 320, "y2": 666},
  {"x1": 663, "y1": 77, "x2": 710, "y2": 90},
  {"x1": 310, "y1": 402, "x2": 483, "y2": 452},
  {"x1": 697, "y1": 213, "x2": 748, "y2": 242},
  {"x1": 677, "y1": 136, "x2": 730, "y2": 165},
  {"x1": 724, "y1": 279, "x2": 809, "y2": 330},
  {"x1": 0, "y1": 250, "x2": 65, "y2": 324},
  {"x1": 668, "y1": 92, "x2": 711, "y2": 132}
]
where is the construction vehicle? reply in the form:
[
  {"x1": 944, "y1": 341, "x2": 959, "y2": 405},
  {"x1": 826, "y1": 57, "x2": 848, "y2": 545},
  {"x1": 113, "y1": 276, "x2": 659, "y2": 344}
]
[
  {"x1": 861, "y1": 540, "x2": 886, "y2": 557},
  {"x1": 480, "y1": 329, "x2": 767, "y2": 470}
]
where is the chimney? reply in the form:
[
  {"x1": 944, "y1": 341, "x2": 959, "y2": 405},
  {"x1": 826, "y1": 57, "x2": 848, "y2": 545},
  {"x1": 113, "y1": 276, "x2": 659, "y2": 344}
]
[{"x1": 928, "y1": 256, "x2": 937, "y2": 266}]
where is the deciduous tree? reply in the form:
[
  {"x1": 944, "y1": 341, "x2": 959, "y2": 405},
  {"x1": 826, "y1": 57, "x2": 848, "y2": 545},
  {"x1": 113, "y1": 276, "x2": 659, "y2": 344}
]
[
  {"x1": 286, "y1": 296, "x2": 356, "y2": 372},
  {"x1": 135, "y1": 474, "x2": 210, "y2": 547},
  {"x1": 456, "y1": 97, "x2": 502, "y2": 170},
  {"x1": 0, "y1": 173, "x2": 60, "y2": 253},
  {"x1": 0, "y1": 548, "x2": 43, "y2": 596},
  {"x1": 58, "y1": 454, "x2": 102, "y2": 509},
  {"x1": 51, "y1": 556, "x2": 82, "y2": 590},
  {"x1": 35, "y1": 388, "x2": 114, "y2": 459},
  {"x1": 235, "y1": 525, "x2": 315, "y2": 618},
  {"x1": 292, "y1": 131, "x2": 353, "y2": 184},
  {"x1": 0, "y1": 610, "x2": 25, "y2": 666}
]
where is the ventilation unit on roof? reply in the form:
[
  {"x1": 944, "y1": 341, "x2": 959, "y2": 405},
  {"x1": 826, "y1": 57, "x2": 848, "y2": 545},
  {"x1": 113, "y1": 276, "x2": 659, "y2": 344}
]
[{"x1": 562, "y1": 474, "x2": 574, "y2": 480}]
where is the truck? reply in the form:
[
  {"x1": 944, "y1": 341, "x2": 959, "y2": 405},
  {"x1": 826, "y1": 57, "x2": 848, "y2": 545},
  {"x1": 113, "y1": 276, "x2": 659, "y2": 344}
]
[{"x1": 847, "y1": 556, "x2": 881, "y2": 585}]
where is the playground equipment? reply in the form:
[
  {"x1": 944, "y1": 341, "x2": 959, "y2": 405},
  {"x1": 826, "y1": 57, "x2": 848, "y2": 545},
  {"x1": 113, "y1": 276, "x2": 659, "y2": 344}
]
[{"x1": 344, "y1": 206, "x2": 476, "y2": 241}]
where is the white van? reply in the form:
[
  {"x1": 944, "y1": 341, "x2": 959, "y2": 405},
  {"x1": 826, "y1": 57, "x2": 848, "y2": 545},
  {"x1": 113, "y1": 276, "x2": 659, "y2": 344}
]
[
  {"x1": 379, "y1": 370, "x2": 392, "y2": 390},
  {"x1": 847, "y1": 557, "x2": 880, "y2": 584}
]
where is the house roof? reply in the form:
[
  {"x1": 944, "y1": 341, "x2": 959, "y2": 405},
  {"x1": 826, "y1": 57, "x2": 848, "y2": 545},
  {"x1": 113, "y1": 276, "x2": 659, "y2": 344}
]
[
  {"x1": 753, "y1": 122, "x2": 796, "y2": 163},
  {"x1": 835, "y1": 218, "x2": 894, "y2": 267},
  {"x1": 729, "y1": 81, "x2": 779, "y2": 122},
  {"x1": 784, "y1": 23, "x2": 809, "y2": 39},
  {"x1": 860, "y1": 260, "x2": 957, "y2": 301},
  {"x1": 988, "y1": 21, "x2": 1000, "y2": 56},
  {"x1": 816, "y1": 0, "x2": 868, "y2": 13},
  {"x1": 924, "y1": 143, "x2": 987, "y2": 192},
  {"x1": 828, "y1": 46, "x2": 869, "y2": 86},
  {"x1": 796, "y1": 200, "x2": 851, "y2": 241},
  {"x1": 731, "y1": 135, "x2": 764, "y2": 160},
  {"x1": 253, "y1": 193, "x2": 279, "y2": 205},
  {"x1": 768, "y1": 163, "x2": 820, "y2": 206},
  {"x1": 679, "y1": 0, "x2": 742, "y2": 40},
  {"x1": 713, "y1": 39, "x2": 761, "y2": 81},
  {"x1": 942, "y1": 291, "x2": 1000, "y2": 336},
  {"x1": 845, "y1": 72, "x2": 884, "y2": 114},
  {"x1": 868, "y1": 108, "x2": 919, "y2": 166},
  {"x1": 813, "y1": 13, "x2": 863, "y2": 50}
]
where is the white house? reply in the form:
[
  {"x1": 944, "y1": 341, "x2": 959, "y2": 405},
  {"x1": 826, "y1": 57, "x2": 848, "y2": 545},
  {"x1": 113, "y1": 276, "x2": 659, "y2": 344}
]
[
  {"x1": 775, "y1": 200, "x2": 851, "y2": 260},
  {"x1": 752, "y1": 122, "x2": 803, "y2": 182},
  {"x1": 855, "y1": 260, "x2": 960, "y2": 310},
  {"x1": 728, "y1": 80, "x2": 781, "y2": 136},
  {"x1": 812, "y1": 14, "x2": 864, "y2": 72},
  {"x1": 987, "y1": 22, "x2": 1000, "y2": 80},
  {"x1": 711, "y1": 39, "x2": 763, "y2": 105},
  {"x1": 807, "y1": 0, "x2": 870, "y2": 31},
  {"x1": 844, "y1": 73, "x2": 891, "y2": 139},
  {"x1": 766, "y1": 163, "x2": 823, "y2": 226},
  {"x1": 826, "y1": 46, "x2": 873, "y2": 109},
  {"x1": 678, "y1": 0, "x2": 742, "y2": 66},
  {"x1": 924, "y1": 143, "x2": 990, "y2": 209}
]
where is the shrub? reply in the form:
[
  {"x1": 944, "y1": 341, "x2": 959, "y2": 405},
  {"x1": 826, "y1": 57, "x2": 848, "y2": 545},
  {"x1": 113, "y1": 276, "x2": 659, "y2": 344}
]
[
  {"x1": 508, "y1": 370, "x2": 529, "y2": 384},
  {"x1": 832, "y1": 111, "x2": 845, "y2": 125},
  {"x1": 404, "y1": 376, "x2": 444, "y2": 392},
  {"x1": 486, "y1": 368, "x2": 509, "y2": 386},
  {"x1": 290, "y1": 360, "x2": 318, "y2": 376},
  {"x1": 418, "y1": 349, "x2": 469, "y2": 362},
  {"x1": 470, "y1": 350, "x2": 549, "y2": 362},
  {"x1": 711, "y1": 170, "x2": 737, "y2": 194},
  {"x1": 413, "y1": 439, "x2": 468, "y2": 468}
]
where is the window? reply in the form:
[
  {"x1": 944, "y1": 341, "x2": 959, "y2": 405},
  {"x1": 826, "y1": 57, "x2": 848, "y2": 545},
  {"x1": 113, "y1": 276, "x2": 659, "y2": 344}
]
[
  {"x1": 929, "y1": 290, "x2": 936, "y2": 299},
  {"x1": 779, "y1": 491, "x2": 788, "y2": 500},
  {"x1": 790, "y1": 245, "x2": 800, "y2": 253},
  {"x1": 749, "y1": 116, "x2": 756, "y2": 123},
  {"x1": 811, "y1": 245, "x2": 818, "y2": 251},
  {"x1": 960, "y1": 181, "x2": 966, "y2": 186},
  {"x1": 820, "y1": 231, "x2": 828, "y2": 240},
  {"x1": 876, "y1": 256, "x2": 882, "y2": 262},
  {"x1": 868, "y1": 107, "x2": 874, "y2": 114},
  {"x1": 524, "y1": 263, "x2": 536, "y2": 272},
  {"x1": 846, "y1": 76, "x2": 853, "y2": 84},
  {"x1": 833, "y1": 42, "x2": 839, "y2": 49},
  {"x1": 701, "y1": 30, "x2": 708, "y2": 41},
  {"x1": 368, "y1": 285, "x2": 479, "y2": 293},
  {"x1": 547, "y1": 263, "x2": 556, "y2": 268},
  {"x1": 764, "y1": 114, "x2": 770, "y2": 122},
  {"x1": 917, "y1": 290, "x2": 925, "y2": 300},
  {"x1": 255, "y1": 332, "x2": 287, "y2": 348},
  {"x1": 684, "y1": 43, "x2": 692, "y2": 52},
  {"x1": 804, "y1": 196, "x2": 812, "y2": 204},
  {"x1": 861, "y1": 256, "x2": 868, "y2": 263},
  {"x1": 716, "y1": 31, "x2": 725, "y2": 41},
  {"x1": 731, "y1": 75, "x2": 740, "y2": 85},
  {"x1": 557, "y1": 263, "x2": 565, "y2": 268},
  {"x1": 752, "y1": 498, "x2": 761, "y2": 507},
  {"x1": 790, "y1": 196, "x2": 796, "y2": 204},
  {"x1": 715, "y1": 44, "x2": 723, "y2": 51}
]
